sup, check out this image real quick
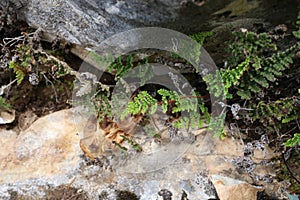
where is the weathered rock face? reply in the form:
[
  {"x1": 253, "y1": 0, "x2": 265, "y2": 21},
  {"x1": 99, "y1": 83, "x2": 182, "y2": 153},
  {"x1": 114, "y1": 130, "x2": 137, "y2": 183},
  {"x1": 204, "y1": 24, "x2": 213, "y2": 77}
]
[
  {"x1": 0, "y1": 109, "x2": 279, "y2": 199},
  {"x1": 8, "y1": 0, "x2": 299, "y2": 65},
  {"x1": 11, "y1": 0, "x2": 299, "y2": 46},
  {"x1": 12, "y1": 0, "x2": 187, "y2": 46},
  {"x1": 0, "y1": 109, "x2": 83, "y2": 184}
]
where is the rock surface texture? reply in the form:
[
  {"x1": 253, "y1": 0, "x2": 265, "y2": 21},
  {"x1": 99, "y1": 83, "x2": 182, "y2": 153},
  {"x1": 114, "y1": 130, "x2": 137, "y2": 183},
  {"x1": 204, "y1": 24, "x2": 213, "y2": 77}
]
[
  {"x1": 7, "y1": 0, "x2": 299, "y2": 64},
  {"x1": 8, "y1": 0, "x2": 299, "y2": 46},
  {"x1": 0, "y1": 109, "x2": 278, "y2": 199},
  {"x1": 12, "y1": 0, "x2": 187, "y2": 46}
]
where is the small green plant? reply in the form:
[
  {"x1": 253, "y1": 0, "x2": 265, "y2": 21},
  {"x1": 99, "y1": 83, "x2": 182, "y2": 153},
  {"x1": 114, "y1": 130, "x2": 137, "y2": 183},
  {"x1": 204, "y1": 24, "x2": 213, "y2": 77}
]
[
  {"x1": 204, "y1": 30, "x2": 298, "y2": 100},
  {"x1": 190, "y1": 31, "x2": 213, "y2": 46},
  {"x1": 122, "y1": 88, "x2": 211, "y2": 132},
  {"x1": 227, "y1": 31, "x2": 277, "y2": 68},
  {"x1": 120, "y1": 135, "x2": 142, "y2": 151},
  {"x1": 9, "y1": 61, "x2": 26, "y2": 85},
  {"x1": 91, "y1": 52, "x2": 151, "y2": 84},
  {"x1": 209, "y1": 113, "x2": 227, "y2": 139},
  {"x1": 293, "y1": 11, "x2": 300, "y2": 39},
  {"x1": 0, "y1": 96, "x2": 11, "y2": 110},
  {"x1": 158, "y1": 89, "x2": 205, "y2": 129},
  {"x1": 121, "y1": 91, "x2": 157, "y2": 119},
  {"x1": 172, "y1": 31, "x2": 212, "y2": 62},
  {"x1": 5, "y1": 29, "x2": 76, "y2": 88},
  {"x1": 284, "y1": 133, "x2": 300, "y2": 147},
  {"x1": 251, "y1": 97, "x2": 300, "y2": 129},
  {"x1": 108, "y1": 56, "x2": 134, "y2": 80},
  {"x1": 204, "y1": 56, "x2": 250, "y2": 99},
  {"x1": 92, "y1": 91, "x2": 113, "y2": 122},
  {"x1": 9, "y1": 42, "x2": 33, "y2": 85}
]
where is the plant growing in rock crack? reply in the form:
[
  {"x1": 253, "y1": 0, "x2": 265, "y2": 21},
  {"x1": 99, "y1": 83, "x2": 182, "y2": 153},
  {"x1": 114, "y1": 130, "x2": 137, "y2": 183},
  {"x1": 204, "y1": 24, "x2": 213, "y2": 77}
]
[
  {"x1": 79, "y1": 15, "x2": 300, "y2": 148},
  {"x1": 7, "y1": 30, "x2": 70, "y2": 86},
  {"x1": 201, "y1": 13, "x2": 300, "y2": 193},
  {"x1": 204, "y1": 29, "x2": 298, "y2": 100},
  {"x1": 190, "y1": 31, "x2": 213, "y2": 46},
  {"x1": 1, "y1": 28, "x2": 82, "y2": 107},
  {"x1": 121, "y1": 88, "x2": 210, "y2": 130},
  {"x1": 284, "y1": 133, "x2": 300, "y2": 147},
  {"x1": 203, "y1": 13, "x2": 300, "y2": 143},
  {"x1": 0, "y1": 96, "x2": 11, "y2": 110},
  {"x1": 83, "y1": 31, "x2": 224, "y2": 143}
]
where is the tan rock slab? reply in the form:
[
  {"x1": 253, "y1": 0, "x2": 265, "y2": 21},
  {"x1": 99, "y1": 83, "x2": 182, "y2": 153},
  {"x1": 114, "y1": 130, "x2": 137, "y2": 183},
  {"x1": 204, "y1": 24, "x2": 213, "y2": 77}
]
[
  {"x1": 0, "y1": 109, "x2": 84, "y2": 184},
  {"x1": 211, "y1": 174, "x2": 264, "y2": 200}
]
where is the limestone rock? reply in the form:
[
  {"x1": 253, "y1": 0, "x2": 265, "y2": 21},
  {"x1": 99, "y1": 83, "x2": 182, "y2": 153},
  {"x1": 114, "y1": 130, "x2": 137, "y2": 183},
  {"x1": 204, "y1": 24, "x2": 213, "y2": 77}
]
[
  {"x1": 0, "y1": 109, "x2": 83, "y2": 184},
  {"x1": 211, "y1": 174, "x2": 264, "y2": 200},
  {"x1": 18, "y1": 110, "x2": 38, "y2": 130},
  {"x1": 0, "y1": 108, "x2": 279, "y2": 199}
]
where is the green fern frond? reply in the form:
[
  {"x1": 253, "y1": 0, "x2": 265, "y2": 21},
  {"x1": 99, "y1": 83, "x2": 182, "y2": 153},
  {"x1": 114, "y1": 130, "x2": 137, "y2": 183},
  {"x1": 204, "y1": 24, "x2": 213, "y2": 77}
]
[
  {"x1": 284, "y1": 133, "x2": 300, "y2": 147},
  {"x1": 0, "y1": 96, "x2": 11, "y2": 110},
  {"x1": 251, "y1": 97, "x2": 300, "y2": 126},
  {"x1": 222, "y1": 30, "x2": 299, "y2": 99},
  {"x1": 223, "y1": 57, "x2": 250, "y2": 86},
  {"x1": 209, "y1": 113, "x2": 226, "y2": 139},
  {"x1": 157, "y1": 89, "x2": 179, "y2": 113},
  {"x1": 9, "y1": 61, "x2": 25, "y2": 85},
  {"x1": 203, "y1": 56, "x2": 250, "y2": 99},
  {"x1": 121, "y1": 91, "x2": 157, "y2": 119},
  {"x1": 258, "y1": 71, "x2": 276, "y2": 82},
  {"x1": 293, "y1": 11, "x2": 300, "y2": 39},
  {"x1": 190, "y1": 31, "x2": 213, "y2": 46},
  {"x1": 249, "y1": 73, "x2": 269, "y2": 88},
  {"x1": 93, "y1": 92, "x2": 112, "y2": 121},
  {"x1": 129, "y1": 59, "x2": 153, "y2": 86}
]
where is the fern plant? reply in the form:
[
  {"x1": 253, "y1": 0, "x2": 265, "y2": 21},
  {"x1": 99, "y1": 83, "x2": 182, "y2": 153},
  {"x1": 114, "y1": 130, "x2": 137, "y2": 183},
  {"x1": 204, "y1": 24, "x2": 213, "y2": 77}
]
[
  {"x1": 293, "y1": 11, "x2": 300, "y2": 39},
  {"x1": 122, "y1": 88, "x2": 212, "y2": 133},
  {"x1": 121, "y1": 91, "x2": 157, "y2": 119},
  {"x1": 92, "y1": 91, "x2": 113, "y2": 122},
  {"x1": 108, "y1": 56, "x2": 134, "y2": 80},
  {"x1": 172, "y1": 31, "x2": 212, "y2": 63},
  {"x1": 190, "y1": 31, "x2": 213, "y2": 46},
  {"x1": 0, "y1": 96, "x2": 11, "y2": 110},
  {"x1": 227, "y1": 31, "x2": 277, "y2": 68},
  {"x1": 9, "y1": 61, "x2": 26, "y2": 85},
  {"x1": 284, "y1": 133, "x2": 300, "y2": 147},
  {"x1": 158, "y1": 88, "x2": 204, "y2": 129},
  {"x1": 204, "y1": 29, "x2": 299, "y2": 100},
  {"x1": 251, "y1": 97, "x2": 300, "y2": 128},
  {"x1": 9, "y1": 43, "x2": 33, "y2": 85},
  {"x1": 8, "y1": 31, "x2": 72, "y2": 86},
  {"x1": 91, "y1": 51, "x2": 151, "y2": 84},
  {"x1": 203, "y1": 56, "x2": 250, "y2": 99},
  {"x1": 237, "y1": 44, "x2": 297, "y2": 99}
]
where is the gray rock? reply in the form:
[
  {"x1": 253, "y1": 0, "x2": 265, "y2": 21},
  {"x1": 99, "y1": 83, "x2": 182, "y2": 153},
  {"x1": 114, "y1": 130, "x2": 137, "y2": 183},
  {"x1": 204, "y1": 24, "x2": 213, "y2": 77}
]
[
  {"x1": 5, "y1": 0, "x2": 298, "y2": 65},
  {"x1": 9, "y1": 0, "x2": 190, "y2": 46}
]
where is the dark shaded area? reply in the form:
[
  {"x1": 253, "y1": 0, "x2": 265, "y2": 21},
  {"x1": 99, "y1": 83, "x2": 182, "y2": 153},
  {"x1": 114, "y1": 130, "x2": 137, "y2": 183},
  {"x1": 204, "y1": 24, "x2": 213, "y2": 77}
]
[
  {"x1": 161, "y1": 0, "x2": 300, "y2": 34},
  {"x1": 8, "y1": 186, "x2": 89, "y2": 200},
  {"x1": 116, "y1": 190, "x2": 140, "y2": 200},
  {"x1": 45, "y1": 186, "x2": 89, "y2": 200},
  {"x1": 158, "y1": 189, "x2": 173, "y2": 200}
]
